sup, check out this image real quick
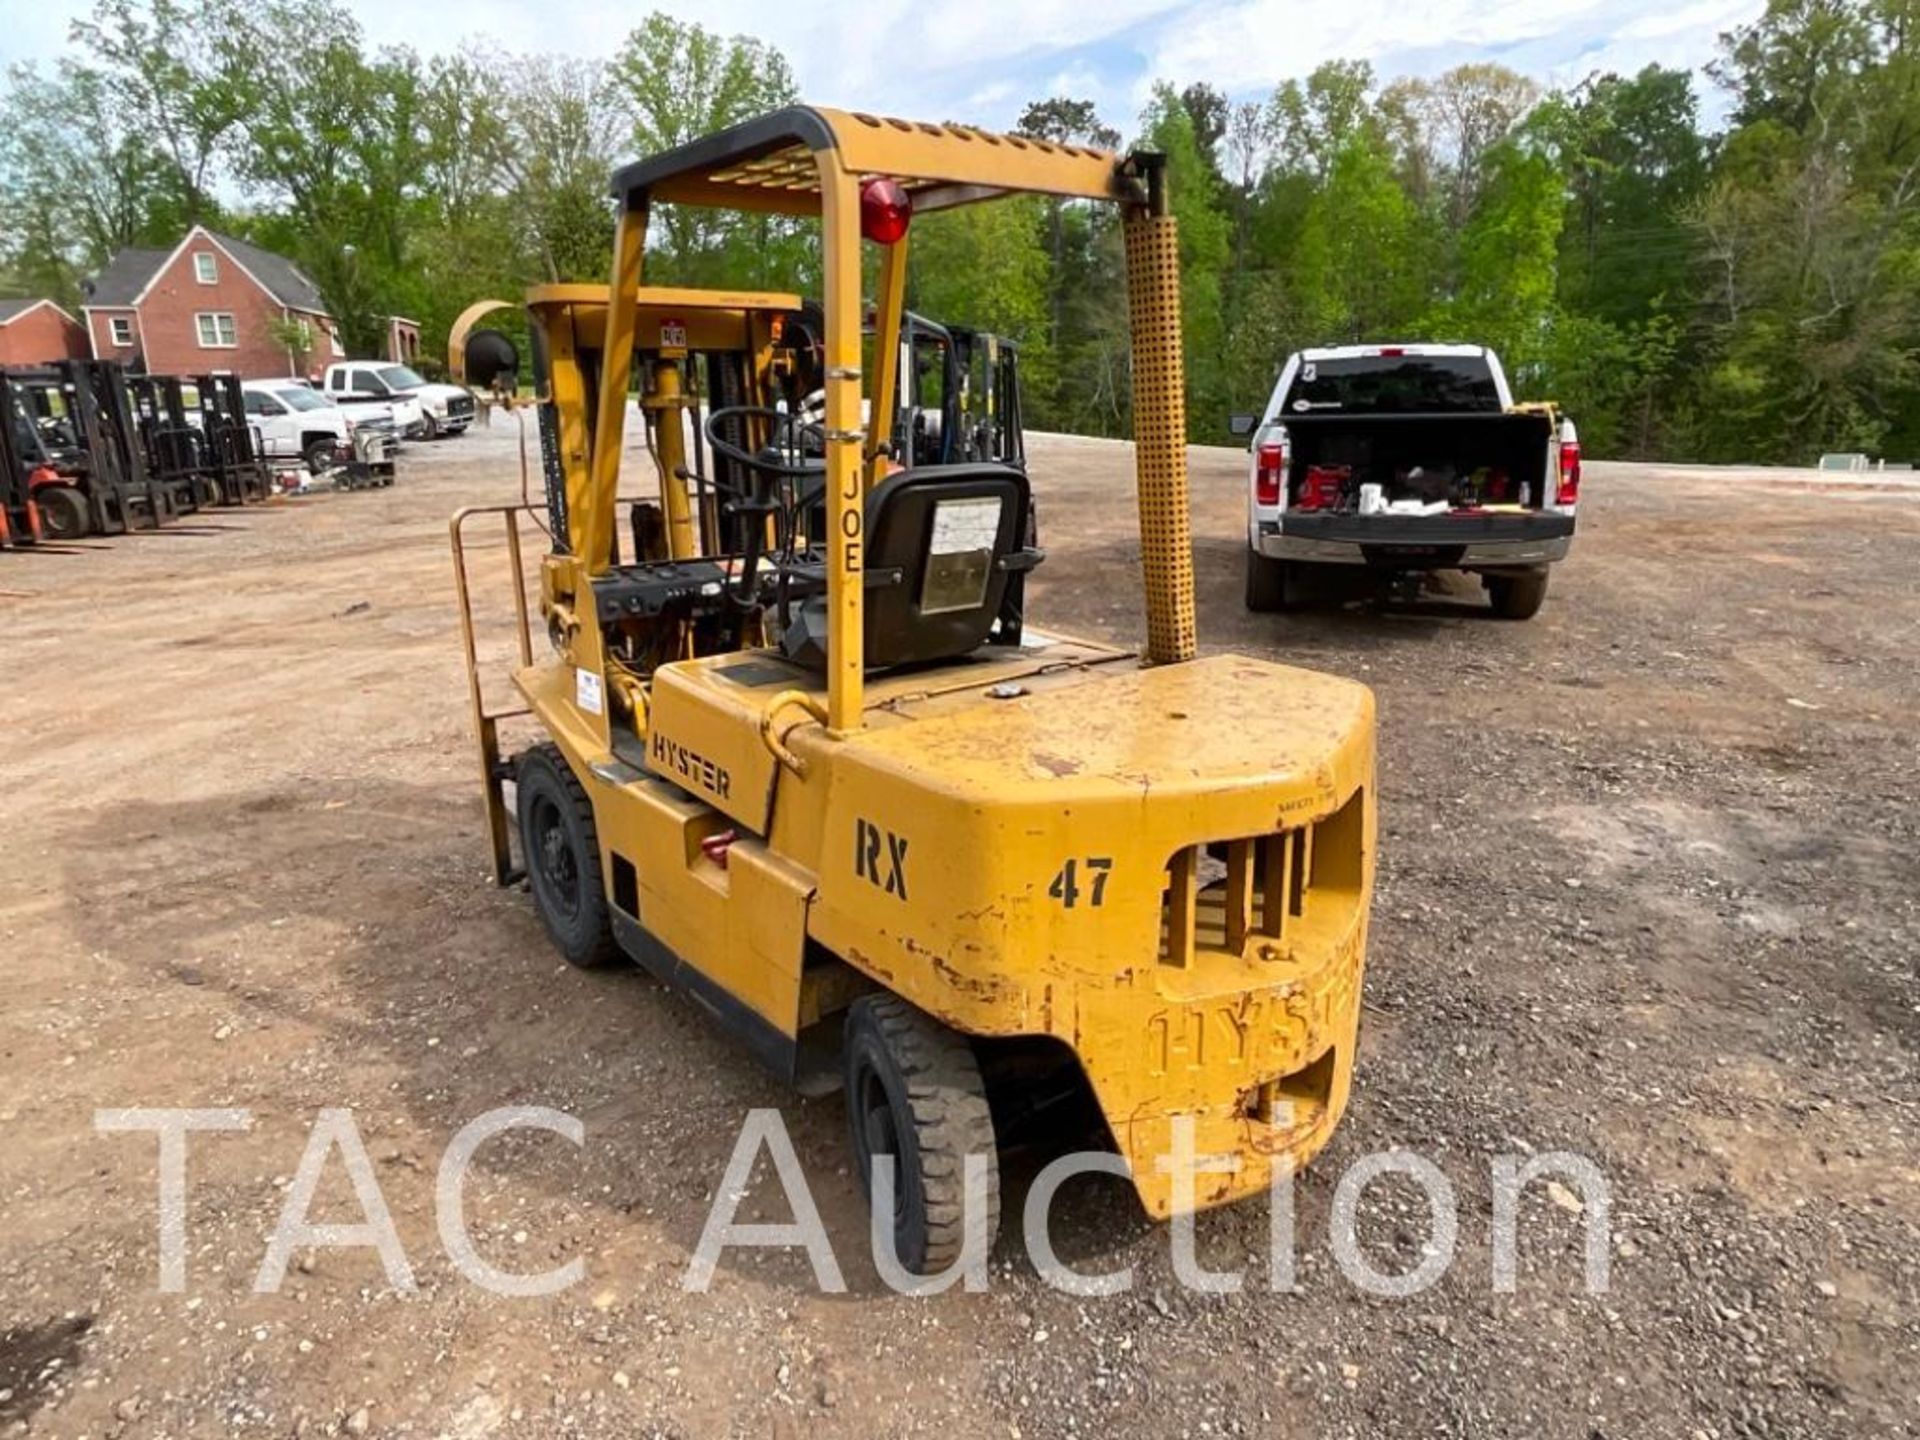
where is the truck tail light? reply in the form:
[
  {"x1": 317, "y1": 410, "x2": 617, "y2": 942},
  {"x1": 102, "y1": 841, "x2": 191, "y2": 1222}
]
[
  {"x1": 1255, "y1": 437, "x2": 1287, "y2": 507},
  {"x1": 1557, "y1": 438, "x2": 1581, "y2": 506}
]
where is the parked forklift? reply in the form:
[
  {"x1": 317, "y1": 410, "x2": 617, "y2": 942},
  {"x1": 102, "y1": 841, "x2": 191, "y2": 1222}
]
[
  {"x1": 893, "y1": 313, "x2": 1025, "y2": 470},
  {"x1": 127, "y1": 373, "x2": 275, "y2": 508},
  {"x1": 451, "y1": 108, "x2": 1377, "y2": 1272},
  {"x1": 4, "y1": 360, "x2": 201, "y2": 538}
]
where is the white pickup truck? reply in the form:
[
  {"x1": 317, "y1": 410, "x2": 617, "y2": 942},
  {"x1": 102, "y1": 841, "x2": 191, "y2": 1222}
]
[
  {"x1": 1232, "y1": 344, "x2": 1580, "y2": 619},
  {"x1": 321, "y1": 361, "x2": 475, "y2": 439},
  {"x1": 239, "y1": 379, "x2": 364, "y2": 470},
  {"x1": 239, "y1": 378, "x2": 398, "y2": 485}
]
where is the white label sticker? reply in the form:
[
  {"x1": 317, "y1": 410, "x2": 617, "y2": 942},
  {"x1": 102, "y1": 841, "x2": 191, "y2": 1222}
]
[
  {"x1": 660, "y1": 319, "x2": 688, "y2": 350},
  {"x1": 1301, "y1": 360, "x2": 1317, "y2": 382},
  {"x1": 576, "y1": 667, "x2": 604, "y2": 715},
  {"x1": 928, "y1": 495, "x2": 1002, "y2": 556}
]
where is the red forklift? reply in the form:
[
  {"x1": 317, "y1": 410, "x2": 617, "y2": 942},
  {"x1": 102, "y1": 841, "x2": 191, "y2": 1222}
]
[{"x1": 5, "y1": 360, "x2": 187, "y2": 538}]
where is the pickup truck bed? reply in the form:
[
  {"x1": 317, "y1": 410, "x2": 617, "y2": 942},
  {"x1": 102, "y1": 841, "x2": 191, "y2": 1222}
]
[
  {"x1": 1242, "y1": 344, "x2": 1580, "y2": 619},
  {"x1": 1284, "y1": 410, "x2": 1554, "y2": 503}
]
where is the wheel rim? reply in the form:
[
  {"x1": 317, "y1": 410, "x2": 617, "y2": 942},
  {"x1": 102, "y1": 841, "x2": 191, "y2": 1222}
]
[{"x1": 528, "y1": 793, "x2": 581, "y2": 921}]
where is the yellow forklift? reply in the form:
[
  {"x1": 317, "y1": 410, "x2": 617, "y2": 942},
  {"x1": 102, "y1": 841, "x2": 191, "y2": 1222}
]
[{"x1": 452, "y1": 108, "x2": 1377, "y2": 1272}]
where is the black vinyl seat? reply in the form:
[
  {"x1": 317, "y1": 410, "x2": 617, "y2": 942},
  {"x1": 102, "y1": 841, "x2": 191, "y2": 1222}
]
[{"x1": 781, "y1": 463, "x2": 1042, "y2": 671}]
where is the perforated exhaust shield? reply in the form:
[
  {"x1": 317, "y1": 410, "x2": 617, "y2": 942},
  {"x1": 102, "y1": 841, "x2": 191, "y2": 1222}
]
[{"x1": 1124, "y1": 212, "x2": 1198, "y2": 664}]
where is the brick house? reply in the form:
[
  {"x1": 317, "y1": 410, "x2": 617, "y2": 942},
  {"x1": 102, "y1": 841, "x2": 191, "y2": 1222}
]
[
  {"x1": 80, "y1": 226, "x2": 344, "y2": 378},
  {"x1": 0, "y1": 298, "x2": 90, "y2": 364}
]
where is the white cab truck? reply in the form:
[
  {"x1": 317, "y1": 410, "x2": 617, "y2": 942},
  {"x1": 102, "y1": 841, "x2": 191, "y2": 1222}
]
[
  {"x1": 1232, "y1": 344, "x2": 1580, "y2": 619},
  {"x1": 239, "y1": 379, "x2": 363, "y2": 470},
  {"x1": 321, "y1": 361, "x2": 475, "y2": 439},
  {"x1": 239, "y1": 379, "x2": 399, "y2": 485}
]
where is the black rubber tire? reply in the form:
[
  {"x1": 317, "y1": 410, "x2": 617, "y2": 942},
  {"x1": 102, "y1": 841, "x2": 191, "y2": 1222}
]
[
  {"x1": 843, "y1": 994, "x2": 999, "y2": 1276},
  {"x1": 302, "y1": 437, "x2": 342, "y2": 472},
  {"x1": 1245, "y1": 549, "x2": 1291, "y2": 612},
  {"x1": 515, "y1": 743, "x2": 619, "y2": 968},
  {"x1": 1486, "y1": 569, "x2": 1550, "y2": 620},
  {"x1": 419, "y1": 411, "x2": 440, "y2": 440},
  {"x1": 35, "y1": 485, "x2": 89, "y2": 540}
]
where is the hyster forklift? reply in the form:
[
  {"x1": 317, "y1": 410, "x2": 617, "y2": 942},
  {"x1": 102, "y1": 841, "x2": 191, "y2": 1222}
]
[{"x1": 451, "y1": 108, "x2": 1377, "y2": 1272}]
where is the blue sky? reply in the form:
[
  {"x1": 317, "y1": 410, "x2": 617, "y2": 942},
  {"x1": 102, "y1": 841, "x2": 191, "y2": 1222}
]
[{"x1": 3, "y1": 0, "x2": 1764, "y2": 135}]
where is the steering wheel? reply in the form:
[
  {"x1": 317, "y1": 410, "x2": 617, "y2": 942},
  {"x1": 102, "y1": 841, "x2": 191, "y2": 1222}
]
[{"x1": 701, "y1": 405, "x2": 825, "y2": 481}]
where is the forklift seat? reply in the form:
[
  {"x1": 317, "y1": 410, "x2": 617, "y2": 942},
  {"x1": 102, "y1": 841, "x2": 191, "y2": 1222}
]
[{"x1": 781, "y1": 463, "x2": 1041, "y2": 671}]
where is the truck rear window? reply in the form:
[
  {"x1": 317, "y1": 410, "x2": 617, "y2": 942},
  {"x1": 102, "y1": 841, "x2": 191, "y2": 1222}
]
[{"x1": 1285, "y1": 356, "x2": 1499, "y2": 414}]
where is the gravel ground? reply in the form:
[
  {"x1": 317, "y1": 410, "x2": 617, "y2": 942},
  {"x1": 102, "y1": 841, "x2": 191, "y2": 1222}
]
[{"x1": 1, "y1": 421, "x2": 1915, "y2": 1439}]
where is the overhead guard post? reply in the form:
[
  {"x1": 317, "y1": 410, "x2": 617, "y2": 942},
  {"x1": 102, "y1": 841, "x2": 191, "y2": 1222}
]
[{"x1": 1122, "y1": 152, "x2": 1198, "y2": 665}]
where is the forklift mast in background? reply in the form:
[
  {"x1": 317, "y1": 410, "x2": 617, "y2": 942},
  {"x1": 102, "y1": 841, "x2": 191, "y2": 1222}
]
[
  {"x1": 126, "y1": 374, "x2": 216, "y2": 508},
  {"x1": 181, "y1": 374, "x2": 274, "y2": 505}
]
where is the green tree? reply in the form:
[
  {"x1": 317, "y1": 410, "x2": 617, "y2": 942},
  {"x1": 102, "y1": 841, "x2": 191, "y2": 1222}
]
[
  {"x1": 70, "y1": 0, "x2": 248, "y2": 222},
  {"x1": 1426, "y1": 140, "x2": 1563, "y2": 367},
  {"x1": 1291, "y1": 132, "x2": 1426, "y2": 342},
  {"x1": 1140, "y1": 84, "x2": 1232, "y2": 437},
  {"x1": 0, "y1": 60, "x2": 190, "y2": 302},
  {"x1": 607, "y1": 13, "x2": 802, "y2": 286},
  {"x1": 907, "y1": 196, "x2": 1054, "y2": 402},
  {"x1": 1014, "y1": 97, "x2": 1123, "y2": 431}
]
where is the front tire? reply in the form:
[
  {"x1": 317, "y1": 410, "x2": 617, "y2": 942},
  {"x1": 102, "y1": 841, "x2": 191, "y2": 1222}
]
[
  {"x1": 843, "y1": 994, "x2": 999, "y2": 1276},
  {"x1": 1486, "y1": 568, "x2": 1550, "y2": 620},
  {"x1": 418, "y1": 411, "x2": 440, "y2": 440},
  {"x1": 1245, "y1": 548, "x2": 1291, "y2": 612},
  {"x1": 35, "y1": 485, "x2": 89, "y2": 540},
  {"x1": 515, "y1": 744, "x2": 619, "y2": 968}
]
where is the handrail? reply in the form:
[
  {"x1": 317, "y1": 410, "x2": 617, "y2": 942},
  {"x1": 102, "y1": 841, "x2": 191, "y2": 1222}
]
[
  {"x1": 450, "y1": 503, "x2": 544, "y2": 884},
  {"x1": 760, "y1": 689, "x2": 831, "y2": 776}
]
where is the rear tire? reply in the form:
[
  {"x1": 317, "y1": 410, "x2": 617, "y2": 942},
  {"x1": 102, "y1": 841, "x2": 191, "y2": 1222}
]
[
  {"x1": 843, "y1": 994, "x2": 999, "y2": 1276},
  {"x1": 35, "y1": 485, "x2": 89, "y2": 540},
  {"x1": 515, "y1": 743, "x2": 619, "y2": 968},
  {"x1": 1245, "y1": 549, "x2": 1291, "y2": 612},
  {"x1": 1486, "y1": 568, "x2": 1550, "y2": 620}
]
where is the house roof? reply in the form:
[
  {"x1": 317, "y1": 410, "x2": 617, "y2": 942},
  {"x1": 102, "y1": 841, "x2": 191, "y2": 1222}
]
[
  {"x1": 214, "y1": 231, "x2": 329, "y2": 313},
  {"x1": 0, "y1": 297, "x2": 82, "y2": 326},
  {"x1": 82, "y1": 228, "x2": 332, "y2": 316},
  {"x1": 82, "y1": 247, "x2": 169, "y2": 306}
]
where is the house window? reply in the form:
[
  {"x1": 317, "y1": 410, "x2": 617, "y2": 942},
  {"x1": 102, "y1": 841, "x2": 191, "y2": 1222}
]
[
  {"x1": 109, "y1": 316, "x2": 134, "y2": 346},
  {"x1": 329, "y1": 328, "x2": 345, "y2": 358},
  {"x1": 194, "y1": 252, "x2": 218, "y2": 284},
  {"x1": 195, "y1": 312, "x2": 238, "y2": 348}
]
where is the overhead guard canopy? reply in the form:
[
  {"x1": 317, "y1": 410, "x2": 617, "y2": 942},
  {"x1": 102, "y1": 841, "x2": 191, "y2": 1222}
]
[{"x1": 609, "y1": 105, "x2": 1142, "y2": 215}]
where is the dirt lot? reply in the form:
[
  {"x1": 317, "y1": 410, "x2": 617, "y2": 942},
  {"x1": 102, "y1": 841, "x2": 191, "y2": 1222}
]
[{"x1": 2, "y1": 422, "x2": 1916, "y2": 1439}]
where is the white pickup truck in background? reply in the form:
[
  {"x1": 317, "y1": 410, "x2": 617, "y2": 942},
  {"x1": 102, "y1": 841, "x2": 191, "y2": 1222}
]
[
  {"x1": 321, "y1": 361, "x2": 475, "y2": 439},
  {"x1": 239, "y1": 379, "x2": 364, "y2": 470},
  {"x1": 1232, "y1": 344, "x2": 1580, "y2": 619},
  {"x1": 239, "y1": 378, "x2": 398, "y2": 485}
]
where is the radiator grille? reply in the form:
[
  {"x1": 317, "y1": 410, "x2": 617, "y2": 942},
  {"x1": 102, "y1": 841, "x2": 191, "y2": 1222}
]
[{"x1": 1158, "y1": 789, "x2": 1364, "y2": 966}]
